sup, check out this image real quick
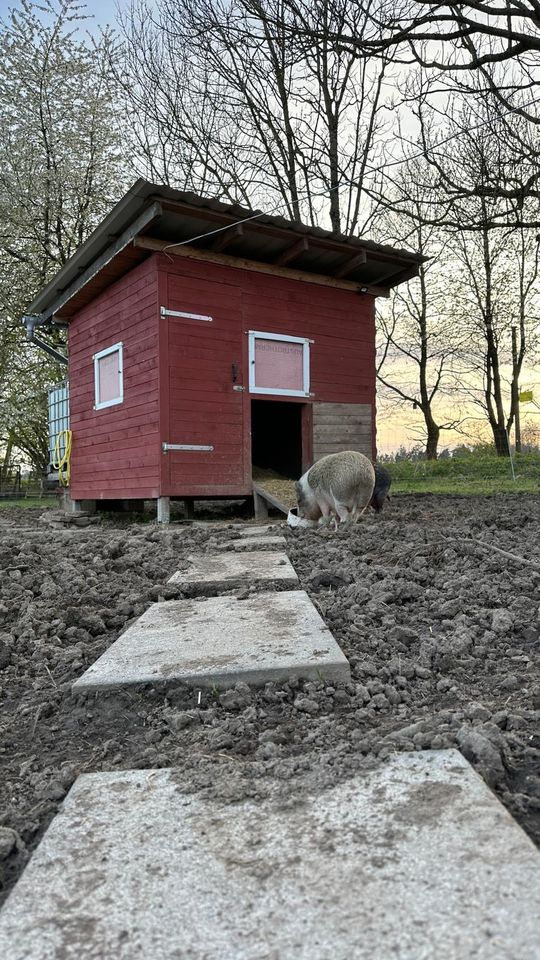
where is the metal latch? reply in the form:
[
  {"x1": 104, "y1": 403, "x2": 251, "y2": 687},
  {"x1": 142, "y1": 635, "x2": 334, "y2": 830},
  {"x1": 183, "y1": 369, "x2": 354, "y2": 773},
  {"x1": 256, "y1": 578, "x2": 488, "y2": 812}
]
[
  {"x1": 160, "y1": 307, "x2": 212, "y2": 322},
  {"x1": 162, "y1": 443, "x2": 214, "y2": 452},
  {"x1": 233, "y1": 385, "x2": 245, "y2": 392}
]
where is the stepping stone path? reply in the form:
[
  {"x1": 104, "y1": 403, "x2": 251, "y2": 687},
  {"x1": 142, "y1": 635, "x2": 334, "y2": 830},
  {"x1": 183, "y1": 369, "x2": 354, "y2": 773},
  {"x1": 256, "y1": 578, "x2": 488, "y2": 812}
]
[
  {"x1": 216, "y1": 535, "x2": 286, "y2": 551},
  {"x1": 72, "y1": 590, "x2": 350, "y2": 692},
  {"x1": 168, "y1": 551, "x2": 298, "y2": 593},
  {"x1": 1, "y1": 751, "x2": 540, "y2": 960},
  {"x1": 236, "y1": 524, "x2": 280, "y2": 537},
  {"x1": 5, "y1": 523, "x2": 540, "y2": 957}
]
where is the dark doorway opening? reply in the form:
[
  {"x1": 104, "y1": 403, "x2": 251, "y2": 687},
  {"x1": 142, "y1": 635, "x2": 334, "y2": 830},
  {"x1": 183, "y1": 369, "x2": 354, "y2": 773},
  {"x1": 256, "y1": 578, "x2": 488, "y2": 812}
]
[{"x1": 251, "y1": 400, "x2": 303, "y2": 478}]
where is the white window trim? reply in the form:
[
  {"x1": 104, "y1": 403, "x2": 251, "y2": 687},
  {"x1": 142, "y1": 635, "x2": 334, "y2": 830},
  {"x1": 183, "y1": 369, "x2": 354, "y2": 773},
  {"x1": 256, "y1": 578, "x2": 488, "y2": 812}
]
[
  {"x1": 248, "y1": 330, "x2": 311, "y2": 398},
  {"x1": 93, "y1": 342, "x2": 124, "y2": 410}
]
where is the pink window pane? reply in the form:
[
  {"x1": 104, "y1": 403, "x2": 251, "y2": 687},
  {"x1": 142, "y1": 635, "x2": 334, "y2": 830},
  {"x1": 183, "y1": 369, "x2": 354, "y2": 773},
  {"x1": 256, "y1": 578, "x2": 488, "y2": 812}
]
[
  {"x1": 254, "y1": 339, "x2": 304, "y2": 391},
  {"x1": 98, "y1": 351, "x2": 120, "y2": 403}
]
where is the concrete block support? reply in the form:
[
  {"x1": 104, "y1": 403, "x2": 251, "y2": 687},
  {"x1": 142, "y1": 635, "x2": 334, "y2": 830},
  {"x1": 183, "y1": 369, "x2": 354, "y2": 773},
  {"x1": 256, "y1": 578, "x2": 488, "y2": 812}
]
[
  {"x1": 60, "y1": 490, "x2": 96, "y2": 515},
  {"x1": 156, "y1": 497, "x2": 170, "y2": 524},
  {"x1": 1, "y1": 752, "x2": 540, "y2": 959}
]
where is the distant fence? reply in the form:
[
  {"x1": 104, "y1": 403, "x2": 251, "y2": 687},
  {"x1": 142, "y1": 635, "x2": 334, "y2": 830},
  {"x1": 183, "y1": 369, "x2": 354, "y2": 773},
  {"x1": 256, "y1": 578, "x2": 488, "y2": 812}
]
[
  {"x1": 0, "y1": 466, "x2": 22, "y2": 498},
  {"x1": 0, "y1": 467, "x2": 56, "y2": 500}
]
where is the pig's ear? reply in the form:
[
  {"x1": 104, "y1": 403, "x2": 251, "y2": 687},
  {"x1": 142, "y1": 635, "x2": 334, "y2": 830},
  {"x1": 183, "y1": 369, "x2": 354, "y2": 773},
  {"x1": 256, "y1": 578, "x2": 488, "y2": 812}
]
[{"x1": 294, "y1": 481, "x2": 302, "y2": 497}]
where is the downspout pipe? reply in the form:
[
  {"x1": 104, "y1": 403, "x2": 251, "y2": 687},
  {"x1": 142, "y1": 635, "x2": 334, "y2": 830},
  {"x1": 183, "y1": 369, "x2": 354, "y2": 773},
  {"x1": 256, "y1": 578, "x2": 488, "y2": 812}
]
[{"x1": 23, "y1": 314, "x2": 68, "y2": 365}]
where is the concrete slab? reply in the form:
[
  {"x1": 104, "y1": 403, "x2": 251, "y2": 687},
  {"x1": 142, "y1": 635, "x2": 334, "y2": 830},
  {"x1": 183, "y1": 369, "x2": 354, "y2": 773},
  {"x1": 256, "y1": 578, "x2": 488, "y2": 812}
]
[
  {"x1": 235, "y1": 524, "x2": 281, "y2": 537},
  {"x1": 72, "y1": 590, "x2": 349, "y2": 692},
  {"x1": 2, "y1": 751, "x2": 540, "y2": 960},
  {"x1": 216, "y1": 536, "x2": 286, "y2": 551},
  {"x1": 168, "y1": 551, "x2": 298, "y2": 592}
]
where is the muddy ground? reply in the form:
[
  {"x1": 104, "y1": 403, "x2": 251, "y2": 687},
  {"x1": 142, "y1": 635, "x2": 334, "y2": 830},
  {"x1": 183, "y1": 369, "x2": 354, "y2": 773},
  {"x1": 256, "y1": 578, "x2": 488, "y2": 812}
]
[{"x1": 1, "y1": 494, "x2": 540, "y2": 903}]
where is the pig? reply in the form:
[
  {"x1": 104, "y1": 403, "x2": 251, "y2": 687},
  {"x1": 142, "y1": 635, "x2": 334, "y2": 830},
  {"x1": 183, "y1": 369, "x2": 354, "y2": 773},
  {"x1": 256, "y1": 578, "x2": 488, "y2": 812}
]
[
  {"x1": 370, "y1": 465, "x2": 392, "y2": 512},
  {"x1": 295, "y1": 450, "x2": 375, "y2": 529}
]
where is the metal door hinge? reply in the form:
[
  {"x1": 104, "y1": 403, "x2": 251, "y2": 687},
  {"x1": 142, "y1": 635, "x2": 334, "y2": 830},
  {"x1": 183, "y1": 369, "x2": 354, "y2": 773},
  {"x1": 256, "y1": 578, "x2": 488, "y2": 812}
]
[{"x1": 233, "y1": 385, "x2": 245, "y2": 392}]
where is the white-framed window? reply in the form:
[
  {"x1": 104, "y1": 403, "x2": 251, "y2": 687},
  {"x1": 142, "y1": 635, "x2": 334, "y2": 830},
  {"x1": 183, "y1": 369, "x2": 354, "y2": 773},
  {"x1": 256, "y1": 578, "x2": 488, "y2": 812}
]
[
  {"x1": 93, "y1": 342, "x2": 123, "y2": 410},
  {"x1": 248, "y1": 331, "x2": 311, "y2": 398}
]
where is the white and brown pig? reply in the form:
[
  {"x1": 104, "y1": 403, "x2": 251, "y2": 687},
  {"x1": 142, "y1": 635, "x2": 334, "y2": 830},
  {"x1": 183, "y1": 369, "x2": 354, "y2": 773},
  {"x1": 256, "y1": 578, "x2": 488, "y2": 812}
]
[{"x1": 295, "y1": 450, "x2": 375, "y2": 529}]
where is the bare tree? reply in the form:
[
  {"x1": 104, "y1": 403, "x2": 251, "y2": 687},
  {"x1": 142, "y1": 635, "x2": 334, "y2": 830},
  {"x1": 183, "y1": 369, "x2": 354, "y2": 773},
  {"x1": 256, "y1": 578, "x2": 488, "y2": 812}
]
[
  {"x1": 259, "y1": 1, "x2": 540, "y2": 219},
  {"x1": 119, "y1": 0, "x2": 398, "y2": 232},
  {"x1": 372, "y1": 68, "x2": 540, "y2": 456},
  {"x1": 445, "y1": 213, "x2": 540, "y2": 456},
  {"x1": 403, "y1": 71, "x2": 540, "y2": 228},
  {"x1": 276, "y1": 1, "x2": 540, "y2": 110},
  {"x1": 387, "y1": 96, "x2": 540, "y2": 455},
  {"x1": 376, "y1": 169, "x2": 465, "y2": 458},
  {"x1": 418, "y1": 91, "x2": 540, "y2": 454}
]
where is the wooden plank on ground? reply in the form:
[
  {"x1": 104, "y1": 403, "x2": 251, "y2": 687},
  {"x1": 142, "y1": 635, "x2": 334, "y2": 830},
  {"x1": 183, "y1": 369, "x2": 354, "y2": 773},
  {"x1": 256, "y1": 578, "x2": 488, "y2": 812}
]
[{"x1": 252, "y1": 482, "x2": 291, "y2": 515}]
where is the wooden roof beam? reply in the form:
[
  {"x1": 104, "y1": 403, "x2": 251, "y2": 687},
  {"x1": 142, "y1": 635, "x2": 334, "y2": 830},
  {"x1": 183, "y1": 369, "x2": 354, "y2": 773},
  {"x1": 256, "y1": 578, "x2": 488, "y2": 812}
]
[
  {"x1": 133, "y1": 235, "x2": 389, "y2": 296},
  {"x1": 211, "y1": 223, "x2": 244, "y2": 253},
  {"x1": 334, "y1": 250, "x2": 367, "y2": 278},
  {"x1": 44, "y1": 201, "x2": 162, "y2": 321},
  {"x1": 388, "y1": 264, "x2": 422, "y2": 285},
  {"x1": 156, "y1": 198, "x2": 379, "y2": 257},
  {"x1": 374, "y1": 263, "x2": 421, "y2": 286},
  {"x1": 275, "y1": 236, "x2": 309, "y2": 266}
]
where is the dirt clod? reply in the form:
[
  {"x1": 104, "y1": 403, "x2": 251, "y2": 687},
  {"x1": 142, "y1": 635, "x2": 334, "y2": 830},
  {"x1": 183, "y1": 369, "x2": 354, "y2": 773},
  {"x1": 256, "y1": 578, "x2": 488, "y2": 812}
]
[
  {"x1": 0, "y1": 828, "x2": 21, "y2": 861},
  {"x1": 1, "y1": 495, "x2": 540, "y2": 906}
]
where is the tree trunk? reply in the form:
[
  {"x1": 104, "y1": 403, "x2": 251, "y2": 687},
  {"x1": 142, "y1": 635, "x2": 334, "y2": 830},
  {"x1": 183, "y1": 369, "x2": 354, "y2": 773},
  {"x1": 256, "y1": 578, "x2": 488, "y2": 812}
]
[
  {"x1": 511, "y1": 326, "x2": 522, "y2": 453},
  {"x1": 425, "y1": 425, "x2": 439, "y2": 460},
  {"x1": 1, "y1": 429, "x2": 14, "y2": 483},
  {"x1": 492, "y1": 424, "x2": 511, "y2": 457}
]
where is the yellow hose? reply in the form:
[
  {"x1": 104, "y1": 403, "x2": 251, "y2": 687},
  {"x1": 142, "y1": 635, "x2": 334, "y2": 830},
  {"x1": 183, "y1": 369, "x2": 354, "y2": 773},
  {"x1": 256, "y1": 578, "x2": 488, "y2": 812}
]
[{"x1": 53, "y1": 429, "x2": 72, "y2": 487}]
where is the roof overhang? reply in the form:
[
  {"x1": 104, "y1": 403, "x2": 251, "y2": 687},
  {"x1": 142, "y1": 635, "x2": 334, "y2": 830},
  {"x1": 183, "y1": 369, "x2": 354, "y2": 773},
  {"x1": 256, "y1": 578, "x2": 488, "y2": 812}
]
[{"x1": 26, "y1": 179, "x2": 428, "y2": 324}]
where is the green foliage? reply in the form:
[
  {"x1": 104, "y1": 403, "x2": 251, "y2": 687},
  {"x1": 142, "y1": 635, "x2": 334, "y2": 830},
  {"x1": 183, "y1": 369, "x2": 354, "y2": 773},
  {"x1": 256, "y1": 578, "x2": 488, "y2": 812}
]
[{"x1": 384, "y1": 448, "x2": 540, "y2": 495}]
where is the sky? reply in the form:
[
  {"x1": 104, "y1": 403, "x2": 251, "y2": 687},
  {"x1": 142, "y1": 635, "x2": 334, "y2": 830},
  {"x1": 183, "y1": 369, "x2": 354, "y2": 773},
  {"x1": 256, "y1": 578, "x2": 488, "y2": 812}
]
[
  {"x1": 0, "y1": 0, "x2": 124, "y2": 27},
  {"x1": 80, "y1": 0, "x2": 119, "y2": 23}
]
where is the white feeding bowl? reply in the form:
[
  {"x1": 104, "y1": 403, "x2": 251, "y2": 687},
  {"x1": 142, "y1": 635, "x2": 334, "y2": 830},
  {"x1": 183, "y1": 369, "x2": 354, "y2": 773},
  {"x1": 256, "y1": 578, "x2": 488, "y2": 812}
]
[{"x1": 287, "y1": 508, "x2": 317, "y2": 529}]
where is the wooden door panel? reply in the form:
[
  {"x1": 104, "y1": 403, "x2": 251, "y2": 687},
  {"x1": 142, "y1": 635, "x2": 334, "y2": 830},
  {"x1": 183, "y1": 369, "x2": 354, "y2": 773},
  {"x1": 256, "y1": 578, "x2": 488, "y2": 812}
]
[{"x1": 163, "y1": 279, "x2": 248, "y2": 492}]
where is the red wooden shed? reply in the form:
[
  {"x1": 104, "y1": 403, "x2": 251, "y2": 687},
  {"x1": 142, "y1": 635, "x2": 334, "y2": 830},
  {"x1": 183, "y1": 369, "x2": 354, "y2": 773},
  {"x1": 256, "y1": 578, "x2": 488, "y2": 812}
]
[{"x1": 24, "y1": 181, "x2": 424, "y2": 519}]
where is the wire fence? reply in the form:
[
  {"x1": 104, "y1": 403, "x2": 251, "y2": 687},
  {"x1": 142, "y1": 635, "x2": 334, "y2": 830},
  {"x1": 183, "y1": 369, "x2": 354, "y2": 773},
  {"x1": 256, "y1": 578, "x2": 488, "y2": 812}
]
[
  {"x1": 0, "y1": 467, "x2": 56, "y2": 500},
  {"x1": 0, "y1": 467, "x2": 22, "y2": 498}
]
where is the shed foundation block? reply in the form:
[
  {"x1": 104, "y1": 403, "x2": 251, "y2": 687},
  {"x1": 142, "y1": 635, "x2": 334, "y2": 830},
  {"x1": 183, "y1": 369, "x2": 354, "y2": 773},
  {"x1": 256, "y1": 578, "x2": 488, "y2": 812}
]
[
  {"x1": 157, "y1": 497, "x2": 170, "y2": 524},
  {"x1": 60, "y1": 491, "x2": 96, "y2": 515}
]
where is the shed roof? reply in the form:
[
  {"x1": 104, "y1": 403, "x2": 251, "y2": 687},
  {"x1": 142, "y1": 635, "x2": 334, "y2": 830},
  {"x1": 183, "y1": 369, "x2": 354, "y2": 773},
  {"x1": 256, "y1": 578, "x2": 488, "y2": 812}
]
[{"x1": 27, "y1": 179, "x2": 427, "y2": 322}]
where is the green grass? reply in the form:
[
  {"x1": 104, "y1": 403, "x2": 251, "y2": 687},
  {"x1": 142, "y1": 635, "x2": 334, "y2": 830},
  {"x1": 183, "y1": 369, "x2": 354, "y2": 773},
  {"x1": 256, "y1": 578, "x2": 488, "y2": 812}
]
[
  {"x1": 386, "y1": 451, "x2": 540, "y2": 496},
  {"x1": 0, "y1": 496, "x2": 56, "y2": 509}
]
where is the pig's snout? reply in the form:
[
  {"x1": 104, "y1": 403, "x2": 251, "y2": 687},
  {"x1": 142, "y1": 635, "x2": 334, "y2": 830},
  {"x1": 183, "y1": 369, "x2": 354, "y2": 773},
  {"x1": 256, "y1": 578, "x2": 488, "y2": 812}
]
[{"x1": 294, "y1": 479, "x2": 322, "y2": 521}]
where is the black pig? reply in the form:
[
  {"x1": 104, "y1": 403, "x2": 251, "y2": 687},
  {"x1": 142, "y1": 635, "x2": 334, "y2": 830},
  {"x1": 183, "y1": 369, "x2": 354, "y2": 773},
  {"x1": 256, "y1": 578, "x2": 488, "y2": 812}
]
[{"x1": 370, "y1": 465, "x2": 391, "y2": 512}]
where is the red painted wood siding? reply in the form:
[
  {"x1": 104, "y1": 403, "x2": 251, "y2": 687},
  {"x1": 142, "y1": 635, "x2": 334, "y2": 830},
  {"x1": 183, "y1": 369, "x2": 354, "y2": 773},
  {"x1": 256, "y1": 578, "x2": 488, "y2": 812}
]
[
  {"x1": 157, "y1": 254, "x2": 376, "y2": 496},
  {"x1": 241, "y1": 278, "x2": 375, "y2": 404},
  {"x1": 66, "y1": 250, "x2": 376, "y2": 502},
  {"x1": 159, "y1": 273, "x2": 247, "y2": 496},
  {"x1": 68, "y1": 258, "x2": 161, "y2": 500}
]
